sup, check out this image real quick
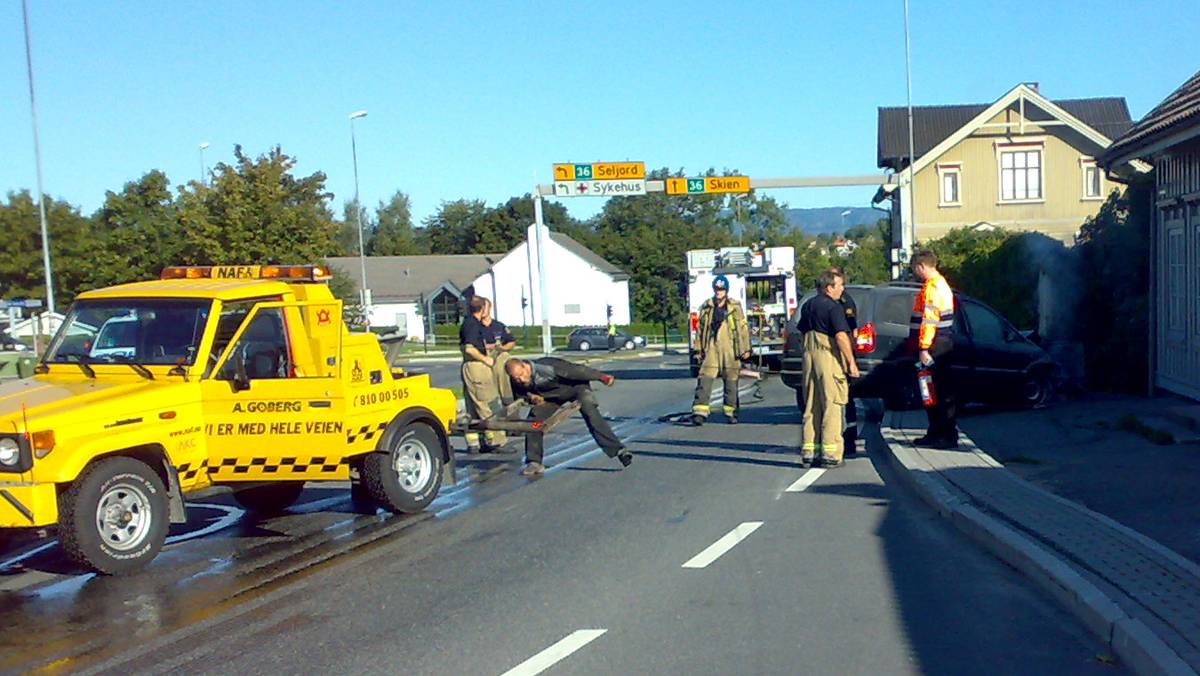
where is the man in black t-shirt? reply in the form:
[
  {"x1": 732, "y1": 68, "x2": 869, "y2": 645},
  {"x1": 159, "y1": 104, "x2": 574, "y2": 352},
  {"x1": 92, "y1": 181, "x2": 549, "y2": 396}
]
[
  {"x1": 460, "y1": 296, "x2": 508, "y2": 452},
  {"x1": 797, "y1": 270, "x2": 860, "y2": 468}
]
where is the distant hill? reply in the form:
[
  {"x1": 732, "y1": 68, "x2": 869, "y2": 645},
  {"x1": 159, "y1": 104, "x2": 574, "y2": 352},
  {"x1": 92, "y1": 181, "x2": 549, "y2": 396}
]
[{"x1": 784, "y1": 207, "x2": 883, "y2": 235}]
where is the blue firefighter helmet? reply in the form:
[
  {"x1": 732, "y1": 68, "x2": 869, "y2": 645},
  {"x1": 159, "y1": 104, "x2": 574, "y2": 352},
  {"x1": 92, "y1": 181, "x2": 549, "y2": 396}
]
[{"x1": 712, "y1": 275, "x2": 729, "y2": 291}]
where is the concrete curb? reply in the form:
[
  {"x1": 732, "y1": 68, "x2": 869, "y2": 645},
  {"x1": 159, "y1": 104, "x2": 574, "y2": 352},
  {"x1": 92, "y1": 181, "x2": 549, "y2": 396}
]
[{"x1": 880, "y1": 423, "x2": 1196, "y2": 676}]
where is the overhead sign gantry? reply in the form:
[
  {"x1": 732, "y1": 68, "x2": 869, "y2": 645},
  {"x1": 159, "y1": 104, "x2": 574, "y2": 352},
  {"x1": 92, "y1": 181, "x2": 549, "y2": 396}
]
[{"x1": 526, "y1": 162, "x2": 890, "y2": 354}]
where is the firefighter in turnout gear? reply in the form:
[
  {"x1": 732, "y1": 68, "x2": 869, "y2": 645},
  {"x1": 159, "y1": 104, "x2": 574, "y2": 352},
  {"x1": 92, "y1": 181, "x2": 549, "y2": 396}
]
[
  {"x1": 797, "y1": 269, "x2": 860, "y2": 468},
  {"x1": 691, "y1": 275, "x2": 751, "y2": 425},
  {"x1": 910, "y1": 250, "x2": 959, "y2": 448}
]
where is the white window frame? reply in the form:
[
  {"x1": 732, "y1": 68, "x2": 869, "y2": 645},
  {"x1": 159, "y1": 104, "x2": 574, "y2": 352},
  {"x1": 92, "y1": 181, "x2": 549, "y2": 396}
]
[
  {"x1": 937, "y1": 162, "x2": 962, "y2": 207},
  {"x1": 995, "y1": 139, "x2": 1045, "y2": 204},
  {"x1": 1080, "y1": 157, "x2": 1103, "y2": 200}
]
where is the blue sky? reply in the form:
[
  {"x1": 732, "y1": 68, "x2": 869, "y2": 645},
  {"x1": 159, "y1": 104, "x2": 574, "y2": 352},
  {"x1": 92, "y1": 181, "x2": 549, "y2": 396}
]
[{"x1": 2, "y1": 1, "x2": 1196, "y2": 225}]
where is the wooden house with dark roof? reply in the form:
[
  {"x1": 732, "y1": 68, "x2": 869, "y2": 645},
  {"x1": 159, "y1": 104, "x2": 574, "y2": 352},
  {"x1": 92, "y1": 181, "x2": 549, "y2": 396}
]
[{"x1": 1102, "y1": 69, "x2": 1200, "y2": 400}]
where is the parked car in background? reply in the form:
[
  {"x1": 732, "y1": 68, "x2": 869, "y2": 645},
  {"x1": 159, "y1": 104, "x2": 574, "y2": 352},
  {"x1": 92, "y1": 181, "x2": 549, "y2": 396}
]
[
  {"x1": 566, "y1": 327, "x2": 645, "y2": 351},
  {"x1": 782, "y1": 283, "x2": 1058, "y2": 410}
]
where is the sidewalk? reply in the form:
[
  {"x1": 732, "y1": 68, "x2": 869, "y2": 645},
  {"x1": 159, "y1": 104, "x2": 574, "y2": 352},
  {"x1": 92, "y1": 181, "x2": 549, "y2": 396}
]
[{"x1": 882, "y1": 408, "x2": 1200, "y2": 676}]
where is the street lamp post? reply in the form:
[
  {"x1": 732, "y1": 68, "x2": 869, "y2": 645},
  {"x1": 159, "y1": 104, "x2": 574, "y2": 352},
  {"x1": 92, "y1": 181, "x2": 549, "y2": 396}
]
[
  {"x1": 199, "y1": 142, "x2": 210, "y2": 186},
  {"x1": 349, "y1": 110, "x2": 370, "y2": 314},
  {"x1": 21, "y1": 0, "x2": 54, "y2": 314}
]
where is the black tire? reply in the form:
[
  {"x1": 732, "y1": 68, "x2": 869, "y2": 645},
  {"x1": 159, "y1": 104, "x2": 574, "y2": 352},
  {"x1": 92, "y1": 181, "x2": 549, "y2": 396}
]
[
  {"x1": 58, "y1": 457, "x2": 170, "y2": 575},
  {"x1": 361, "y1": 422, "x2": 444, "y2": 514},
  {"x1": 578, "y1": 340, "x2": 591, "y2": 352},
  {"x1": 233, "y1": 482, "x2": 305, "y2": 514},
  {"x1": 1014, "y1": 371, "x2": 1053, "y2": 409}
]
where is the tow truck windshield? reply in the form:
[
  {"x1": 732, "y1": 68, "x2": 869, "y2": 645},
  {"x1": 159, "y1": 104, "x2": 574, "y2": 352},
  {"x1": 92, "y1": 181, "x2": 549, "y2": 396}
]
[{"x1": 45, "y1": 299, "x2": 212, "y2": 366}]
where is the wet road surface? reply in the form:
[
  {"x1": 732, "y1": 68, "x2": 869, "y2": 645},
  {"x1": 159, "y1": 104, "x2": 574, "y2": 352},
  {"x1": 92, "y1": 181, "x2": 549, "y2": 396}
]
[{"x1": 0, "y1": 355, "x2": 1120, "y2": 674}]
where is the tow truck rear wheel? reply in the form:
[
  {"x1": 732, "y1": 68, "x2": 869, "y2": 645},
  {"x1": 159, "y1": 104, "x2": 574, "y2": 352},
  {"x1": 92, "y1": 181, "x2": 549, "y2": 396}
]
[
  {"x1": 58, "y1": 456, "x2": 169, "y2": 575},
  {"x1": 233, "y1": 482, "x2": 305, "y2": 514},
  {"x1": 361, "y1": 422, "x2": 443, "y2": 514}
]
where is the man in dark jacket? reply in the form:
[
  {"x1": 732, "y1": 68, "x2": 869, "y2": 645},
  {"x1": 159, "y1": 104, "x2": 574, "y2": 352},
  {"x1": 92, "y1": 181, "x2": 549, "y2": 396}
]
[{"x1": 505, "y1": 357, "x2": 633, "y2": 476}]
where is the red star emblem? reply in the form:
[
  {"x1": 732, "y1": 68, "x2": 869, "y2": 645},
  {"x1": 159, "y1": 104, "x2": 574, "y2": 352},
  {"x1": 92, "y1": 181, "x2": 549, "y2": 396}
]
[{"x1": 316, "y1": 308, "x2": 332, "y2": 325}]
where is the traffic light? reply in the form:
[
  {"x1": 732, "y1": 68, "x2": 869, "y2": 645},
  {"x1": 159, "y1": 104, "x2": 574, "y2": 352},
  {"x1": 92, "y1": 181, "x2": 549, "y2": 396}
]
[{"x1": 606, "y1": 304, "x2": 613, "y2": 319}]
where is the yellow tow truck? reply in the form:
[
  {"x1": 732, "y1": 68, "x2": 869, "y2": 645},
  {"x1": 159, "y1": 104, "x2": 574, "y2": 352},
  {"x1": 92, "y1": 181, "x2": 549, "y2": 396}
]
[{"x1": 0, "y1": 264, "x2": 457, "y2": 574}]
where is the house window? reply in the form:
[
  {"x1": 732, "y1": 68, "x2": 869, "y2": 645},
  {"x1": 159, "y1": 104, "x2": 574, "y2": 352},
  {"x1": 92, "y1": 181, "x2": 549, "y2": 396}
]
[
  {"x1": 937, "y1": 163, "x2": 961, "y2": 206},
  {"x1": 1081, "y1": 158, "x2": 1102, "y2": 199},
  {"x1": 1000, "y1": 148, "x2": 1042, "y2": 201}
]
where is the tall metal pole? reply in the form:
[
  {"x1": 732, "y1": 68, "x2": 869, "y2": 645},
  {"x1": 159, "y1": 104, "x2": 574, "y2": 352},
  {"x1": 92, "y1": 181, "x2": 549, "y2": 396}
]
[
  {"x1": 349, "y1": 110, "x2": 369, "y2": 311},
  {"x1": 903, "y1": 0, "x2": 917, "y2": 260},
  {"x1": 199, "y1": 142, "x2": 210, "y2": 186},
  {"x1": 22, "y1": 0, "x2": 54, "y2": 314},
  {"x1": 532, "y1": 191, "x2": 552, "y2": 355}
]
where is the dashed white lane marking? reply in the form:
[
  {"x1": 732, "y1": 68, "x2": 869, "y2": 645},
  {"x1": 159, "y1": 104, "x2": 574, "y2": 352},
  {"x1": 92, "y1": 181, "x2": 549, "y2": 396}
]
[
  {"x1": 681, "y1": 521, "x2": 763, "y2": 569},
  {"x1": 785, "y1": 468, "x2": 826, "y2": 493},
  {"x1": 500, "y1": 629, "x2": 607, "y2": 676}
]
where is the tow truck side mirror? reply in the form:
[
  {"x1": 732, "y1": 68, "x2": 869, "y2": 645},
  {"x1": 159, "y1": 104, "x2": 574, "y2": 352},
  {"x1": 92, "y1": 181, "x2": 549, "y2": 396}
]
[{"x1": 232, "y1": 352, "x2": 251, "y2": 392}]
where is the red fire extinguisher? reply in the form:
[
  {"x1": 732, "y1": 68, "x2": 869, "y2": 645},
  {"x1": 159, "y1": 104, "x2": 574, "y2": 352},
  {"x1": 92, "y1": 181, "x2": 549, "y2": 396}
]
[{"x1": 916, "y1": 361, "x2": 937, "y2": 408}]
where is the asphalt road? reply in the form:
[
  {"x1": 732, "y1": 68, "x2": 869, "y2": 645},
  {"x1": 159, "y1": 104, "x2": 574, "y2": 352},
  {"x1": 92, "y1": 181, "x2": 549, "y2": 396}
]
[{"x1": 0, "y1": 355, "x2": 1120, "y2": 674}]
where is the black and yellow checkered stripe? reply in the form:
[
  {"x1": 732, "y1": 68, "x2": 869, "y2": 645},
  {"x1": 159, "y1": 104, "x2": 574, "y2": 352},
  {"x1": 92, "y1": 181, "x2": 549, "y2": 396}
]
[
  {"x1": 177, "y1": 460, "x2": 209, "y2": 482},
  {"x1": 210, "y1": 456, "x2": 350, "y2": 476},
  {"x1": 347, "y1": 422, "x2": 388, "y2": 445}
]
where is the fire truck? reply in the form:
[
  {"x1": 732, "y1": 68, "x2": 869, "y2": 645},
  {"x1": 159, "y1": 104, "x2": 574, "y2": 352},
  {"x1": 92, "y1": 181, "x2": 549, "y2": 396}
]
[{"x1": 686, "y1": 246, "x2": 797, "y2": 375}]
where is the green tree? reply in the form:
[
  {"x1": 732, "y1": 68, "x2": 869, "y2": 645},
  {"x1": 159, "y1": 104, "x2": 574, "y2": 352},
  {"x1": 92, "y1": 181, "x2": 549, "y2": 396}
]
[
  {"x1": 368, "y1": 191, "x2": 426, "y2": 255},
  {"x1": 90, "y1": 170, "x2": 182, "y2": 286},
  {"x1": 335, "y1": 199, "x2": 372, "y2": 256},
  {"x1": 419, "y1": 199, "x2": 491, "y2": 254},
  {"x1": 0, "y1": 191, "x2": 98, "y2": 305},
  {"x1": 174, "y1": 145, "x2": 341, "y2": 265},
  {"x1": 1076, "y1": 178, "x2": 1152, "y2": 392}
]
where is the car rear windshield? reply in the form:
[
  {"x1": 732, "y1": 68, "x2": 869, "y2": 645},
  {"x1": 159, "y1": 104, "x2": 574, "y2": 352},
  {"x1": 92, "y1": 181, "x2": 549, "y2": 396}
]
[{"x1": 875, "y1": 290, "x2": 917, "y2": 326}]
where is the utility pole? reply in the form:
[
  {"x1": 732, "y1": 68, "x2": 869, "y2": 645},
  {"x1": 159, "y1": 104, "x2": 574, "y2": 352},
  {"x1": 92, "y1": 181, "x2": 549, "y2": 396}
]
[
  {"x1": 903, "y1": 0, "x2": 918, "y2": 268},
  {"x1": 22, "y1": 0, "x2": 54, "y2": 314},
  {"x1": 349, "y1": 110, "x2": 370, "y2": 313},
  {"x1": 532, "y1": 191, "x2": 552, "y2": 355}
]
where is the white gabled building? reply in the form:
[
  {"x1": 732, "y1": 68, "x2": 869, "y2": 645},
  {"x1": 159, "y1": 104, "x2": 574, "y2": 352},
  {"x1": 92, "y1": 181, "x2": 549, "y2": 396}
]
[{"x1": 327, "y1": 223, "x2": 631, "y2": 340}]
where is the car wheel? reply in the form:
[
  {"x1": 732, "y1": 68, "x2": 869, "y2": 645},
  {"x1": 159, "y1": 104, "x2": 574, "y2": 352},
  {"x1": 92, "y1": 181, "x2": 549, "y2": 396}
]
[
  {"x1": 624, "y1": 340, "x2": 635, "y2": 350},
  {"x1": 361, "y1": 422, "x2": 444, "y2": 514},
  {"x1": 58, "y1": 457, "x2": 170, "y2": 575},
  {"x1": 233, "y1": 482, "x2": 305, "y2": 514},
  {"x1": 1015, "y1": 372, "x2": 1053, "y2": 409},
  {"x1": 578, "y1": 340, "x2": 591, "y2": 352}
]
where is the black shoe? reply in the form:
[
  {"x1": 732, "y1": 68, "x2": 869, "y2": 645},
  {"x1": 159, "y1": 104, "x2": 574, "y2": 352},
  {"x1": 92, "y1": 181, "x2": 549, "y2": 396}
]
[
  {"x1": 727, "y1": 414, "x2": 738, "y2": 425},
  {"x1": 914, "y1": 436, "x2": 957, "y2": 450},
  {"x1": 691, "y1": 414, "x2": 706, "y2": 426},
  {"x1": 800, "y1": 454, "x2": 816, "y2": 468},
  {"x1": 483, "y1": 443, "x2": 518, "y2": 455},
  {"x1": 617, "y1": 450, "x2": 633, "y2": 467},
  {"x1": 820, "y1": 457, "x2": 845, "y2": 469}
]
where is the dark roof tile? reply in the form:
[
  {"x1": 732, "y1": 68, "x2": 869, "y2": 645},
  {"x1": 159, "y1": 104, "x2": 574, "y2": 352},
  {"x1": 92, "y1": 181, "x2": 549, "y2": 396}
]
[
  {"x1": 1103, "y1": 69, "x2": 1200, "y2": 164},
  {"x1": 878, "y1": 95, "x2": 1132, "y2": 168}
]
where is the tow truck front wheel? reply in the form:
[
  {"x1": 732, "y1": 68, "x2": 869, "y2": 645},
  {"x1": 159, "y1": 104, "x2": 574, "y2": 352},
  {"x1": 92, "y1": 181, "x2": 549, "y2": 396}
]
[
  {"x1": 59, "y1": 457, "x2": 169, "y2": 575},
  {"x1": 361, "y1": 422, "x2": 443, "y2": 514}
]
